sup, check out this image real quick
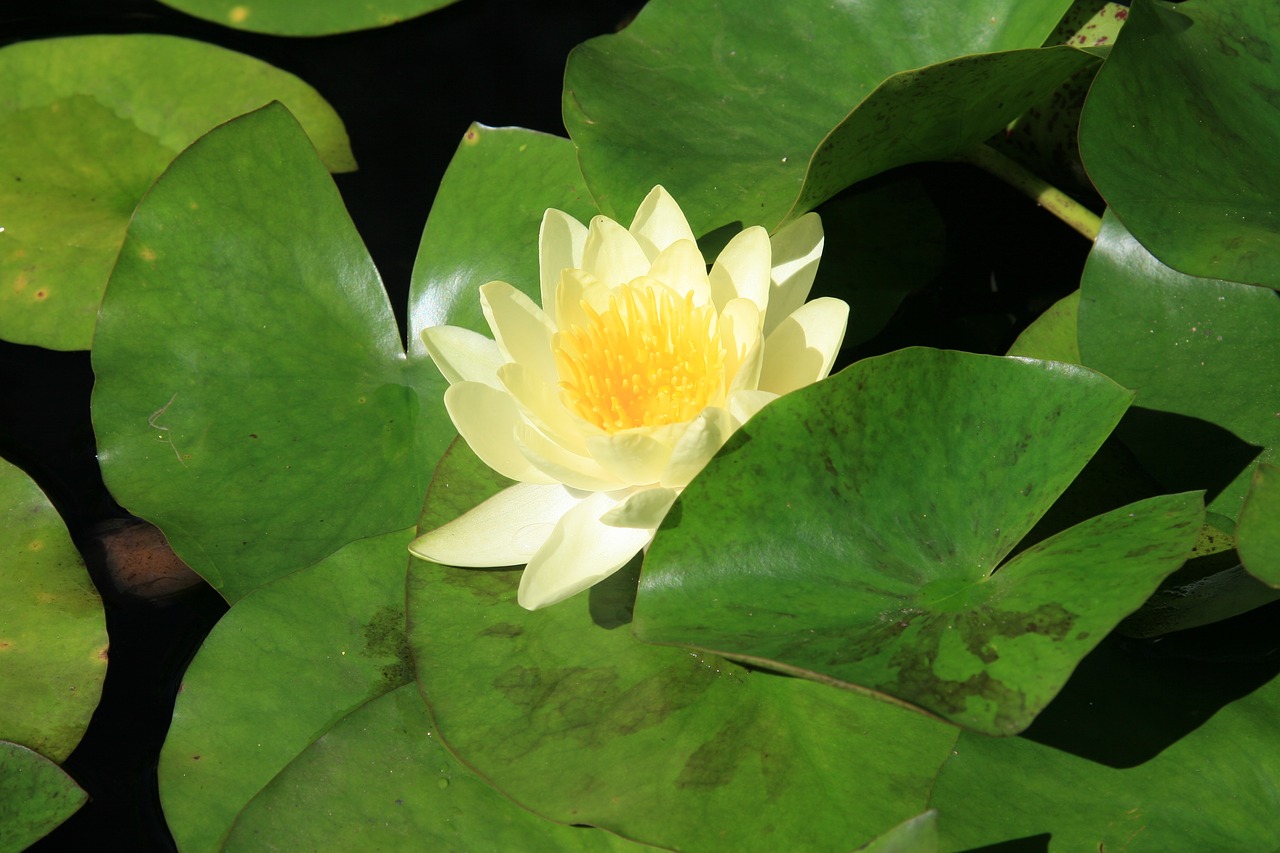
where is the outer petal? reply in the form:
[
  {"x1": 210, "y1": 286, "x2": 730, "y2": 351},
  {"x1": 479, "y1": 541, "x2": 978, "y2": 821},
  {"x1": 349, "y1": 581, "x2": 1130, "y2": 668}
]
[
  {"x1": 764, "y1": 212, "x2": 824, "y2": 336},
  {"x1": 410, "y1": 482, "x2": 582, "y2": 567},
  {"x1": 518, "y1": 491, "x2": 655, "y2": 610},
  {"x1": 582, "y1": 215, "x2": 650, "y2": 287},
  {"x1": 758, "y1": 296, "x2": 849, "y2": 396},
  {"x1": 708, "y1": 225, "x2": 772, "y2": 314},
  {"x1": 421, "y1": 325, "x2": 504, "y2": 389},
  {"x1": 645, "y1": 239, "x2": 713, "y2": 306},
  {"x1": 444, "y1": 382, "x2": 557, "y2": 485},
  {"x1": 585, "y1": 423, "x2": 684, "y2": 485},
  {"x1": 718, "y1": 297, "x2": 762, "y2": 395},
  {"x1": 660, "y1": 406, "x2": 734, "y2": 488},
  {"x1": 629, "y1": 185, "x2": 698, "y2": 262},
  {"x1": 514, "y1": 423, "x2": 625, "y2": 492},
  {"x1": 600, "y1": 486, "x2": 679, "y2": 529},
  {"x1": 726, "y1": 388, "x2": 778, "y2": 428},
  {"x1": 479, "y1": 281, "x2": 558, "y2": 387},
  {"x1": 539, "y1": 209, "x2": 588, "y2": 327},
  {"x1": 499, "y1": 361, "x2": 597, "y2": 456}
]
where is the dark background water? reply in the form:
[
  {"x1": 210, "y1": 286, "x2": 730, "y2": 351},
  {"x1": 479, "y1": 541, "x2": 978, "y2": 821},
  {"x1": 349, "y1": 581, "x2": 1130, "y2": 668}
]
[{"x1": 0, "y1": 1, "x2": 1091, "y2": 849}]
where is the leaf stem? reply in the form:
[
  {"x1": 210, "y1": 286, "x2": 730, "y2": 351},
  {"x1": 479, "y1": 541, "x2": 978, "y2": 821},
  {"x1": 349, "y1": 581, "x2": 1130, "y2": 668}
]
[{"x1": 959, "y1": 143, "x2": 1101, "y2": 241}]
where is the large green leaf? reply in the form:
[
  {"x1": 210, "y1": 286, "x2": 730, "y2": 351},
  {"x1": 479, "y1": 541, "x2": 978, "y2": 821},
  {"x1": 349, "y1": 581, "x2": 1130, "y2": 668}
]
[
  {"x1": 408, "y1": 441, "x2": 959, "y2": 852},
  {"x1": 91, "y1": 104, "x2": 421, "y2": 603},
  {"x1": 930, "y1": 628, "x2": 1280, "y2": 850},
  {"x1": 1237, "y1": 464, "x2": 1280, "y2": 587},
  {"x1": 1079, "y1": 0, "x2": 1280, "y2": 291},
  {"x1": 158, "y1": 528, "x2": 417, "y2": 853},
  {"x1": 636, "y1": 349, "x2": 1203, "y2": 736},
  {"x1": 221, "y1": 685, "x2": 647, "y2": 852},
  {"x1": 564, "y1": 0, "x2": 1092, "y2": 234},
  {"x1": 1078, "y1": 211, "x2": 1280, "y2": 520},
  {"x1": 1006, "y1": 289, "x2": 1080, "y2": 363},
  {"x1": 0, "y1": 457, "x2": 107, "y2": 762},
  {"x1": 155, "y1": 0, "x2": 461, "y2": 36},
  {"x1": 0, "y1": 741, "x2": 87, "y2": 853},
  {"x1": 0, "y1": 35, "x2": 354, "y2": 351}
]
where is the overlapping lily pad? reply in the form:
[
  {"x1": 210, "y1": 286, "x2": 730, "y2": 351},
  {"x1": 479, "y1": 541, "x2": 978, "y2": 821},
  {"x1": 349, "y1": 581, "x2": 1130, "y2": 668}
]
[
  {"x1": 1237, "y1": 464, "x2": 1280, "y2": 586},
  {"x1": 1078, "y1": 212, "x2": 1280, "y2": 520},
  {"x1": 0, "y1": 741, "x2": 87, "y2": 853},
  {"x1": 408, "y1": 442, "x2": 959, "y2": 852},
  {"x1": 564, "y1": 0, "x2": 1094, "y2": 234},
  {"x1": 0, "y1": 35, "x2": 353, "y2": 350},
  {"x1": 156, "y1": 0, "x2": 460, "y2": 36},
  {"x1": 1080, "y1": 0, "x2": 1280, "y2": 290},
  {"x1": 635, "y1": 348, "x2": 1204, "y2": 736},
  {"x1": 0, "y1": 458, "x2": 107, "y2": 762}
]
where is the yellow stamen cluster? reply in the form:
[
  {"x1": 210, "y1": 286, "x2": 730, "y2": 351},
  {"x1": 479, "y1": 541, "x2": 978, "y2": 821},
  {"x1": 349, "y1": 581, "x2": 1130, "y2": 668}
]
[{"x1": 555, "y1": 283, "x2": 726, "y2": 433}]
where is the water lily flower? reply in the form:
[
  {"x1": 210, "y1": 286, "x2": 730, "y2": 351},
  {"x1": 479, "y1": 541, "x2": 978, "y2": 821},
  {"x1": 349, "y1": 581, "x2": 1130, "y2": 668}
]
[{"x1": 410, "y1": 186, "x2": 848, "y2": 609}]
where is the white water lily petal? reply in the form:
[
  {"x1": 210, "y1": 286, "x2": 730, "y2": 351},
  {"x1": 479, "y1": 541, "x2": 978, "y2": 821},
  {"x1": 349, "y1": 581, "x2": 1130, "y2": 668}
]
[
  {"x1": 514, "y1": 423, "x2": 626, "y2": 492},
  {"x1": 421, "y1": 325, "x2": 504, "y2": 389},
  {"x1": 630, "y1": 185, "x2": 698, "y2": 262},
  {"x1": 600, "y1": 486, "x2": 679, "y2": 529},
  {"x1": 409, "y1": 482, "x2": 582, "y2": 567},
  {"x1": 646, "y1": 239, "x2": 713, "y2": 306},
  {"x1": 709, "y1": 225, "x2": 772, "y2": 313},
  {"x1": 585, "y1": 423, "x2": 684, "y2": 485},
  {"x1": 726, "y1": 389, "x2": 778, "y2": 428},
  {"x1": 553, "y1": 268, "x2": 612, "y2": 333},
  {"x1": 499, "y1": 362, "x2": 597, "y2": 456},
  {"x1": 718, "y1": 297, "x2": 762, "y2": 394},
  {"x1": 445, "y1": 382, "x2": 557, "y2": 485},
  {"x1": 480, "y1": 281, "x2": 558, "y2": 386},
  {"x1": 518, "y1": 491, "x2": 655, "y2": 610},
  {"x1": 765, "y1": 212, "x2": 824, "y2": 336},
  {"x1": 539, "y1": 209, "x2": 588, "y2": 326},
  {"x1": 583, "y1": 214, "x2": 650, "y2": 287},
  {"x1": 758, "y1": 296, "x2": 850, "y2": 396},
  {"x1": 660, "y1": 406, "x2": 733, "y2": 488}
]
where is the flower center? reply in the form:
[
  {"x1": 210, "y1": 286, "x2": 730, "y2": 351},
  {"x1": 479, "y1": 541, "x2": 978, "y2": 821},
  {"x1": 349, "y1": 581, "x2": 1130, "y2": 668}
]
[{"x1": 554, "y1": 283, "x2": 726, "y2": 433}]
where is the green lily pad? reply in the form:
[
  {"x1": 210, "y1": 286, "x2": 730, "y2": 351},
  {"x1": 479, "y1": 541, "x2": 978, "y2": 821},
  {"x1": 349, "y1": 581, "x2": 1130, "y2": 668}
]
[
  {"x1": 1237, "y1": 464, "x2": 1280, "y2": 586},
  {"x1": 0, "y1": 35, "x2": 354, "y2": 351},
  {"x1": 930, "y1": 632, "x2": 1280, "y2": 850},
  {"x1": 857, "y1": 811, "x2": 938, "y2": 853},
  {"x1": 0, "y1": 741, "x2": 87, "y2": 853},
  {"x1": 408, "y1": 441, "x2": 959, "y2": 852},
  {"x1": 1077, "y1": 211, "x2": 1280, "y2": 520},
  {"x1": 564, "y1": 0, "x2": 1092, "y2": 234},
  {"x1": 158, "y1": 528, "x2": 416, "y2": 853},
  {"x1": 0, "y1": 457, "x2": 107, "y2": 762},
  {"x1": 636, "y1": 349, "x2": 1204, "y2": 736},
  {"x1": 1079, "y1": 0, "x2": 1280, "y2": 291},
  {"x1": 91, "y1": 103, "x2": 422, "y2": 604},
  {"x1": 155, "y1": 0, "x2": 460, "y2": 36},
  {"x1": 221, "y1": 684, "x2": 646, "y2": 852},
  {"x1": 1006, "y1": 289, "x2": 1081, "y2": 362}
]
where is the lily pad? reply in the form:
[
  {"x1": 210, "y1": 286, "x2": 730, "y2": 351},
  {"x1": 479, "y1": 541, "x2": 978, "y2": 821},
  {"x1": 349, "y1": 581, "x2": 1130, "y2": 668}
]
[
  {"x1": 0, "y1": 34, "x2": 354, "y2": 351},
  {"x1": 564, "y1": 0, "x2": 1092, "y2": 234},
  {"x1": 158, "y1": 528, "x2": 416, "y2": 853},
  {"x1": 0, "y1": 741, "x2": 87, "y2": 853},
  {"x1": 156, "y1": 0, "x2": 461, "y2": 36},
  {"x1": 857, "y1": 811, "x2": 938, "y2": 853},
  {"x1": 91, "y1": 103, "x2": 422, "y2": 603},
  {"x1": 0, "y1": 457, "x2": 107, "y2": 762},
  {"x1": 408, "y1": 441, "x2": 959, "y2": 852},
  {"x1": 1077, "y1": 211, "x2": 1280, "y2": 520},
  {"x1": 635, "y1": 348, "x2": 1204, "y2": 736},
  {"x1": 1237, "y1": 464, "x2": 1280, "y2": 586},
  {"x1": 930, "y1": 630, "x2": 1280, "y2": 850},
  {"x1": 222, "y1": 684, "x2": 646, "y2": 852},
  {"x1": 1006, "y1": 290, "x2": 1080, "y2": 363},
  {"x1": 1079, "y1": 0, "x2": 1280, "y2": 290}
]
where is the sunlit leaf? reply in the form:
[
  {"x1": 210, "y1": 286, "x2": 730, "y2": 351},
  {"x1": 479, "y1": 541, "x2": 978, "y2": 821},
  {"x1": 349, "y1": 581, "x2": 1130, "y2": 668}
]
[
  {"x1": 564, "y1": 0, "x2": 1092, "y2": 234},
  {"x1": 636, "y1": 348, "x2": 1204, "y2": 736},
  {"x1": 1005, "y1": 289, "x2": 1080, "y2": 362},
  {"x1": 0, "y1": 35, "x2": 354, "y2": 351},
  {"x1": 0, "y1": 458, "x2": 106, "y2": 762},
  {"x1": 1078, "y1": 211, "x2": 1280, "y2": 520},
  {"x1": 1080, "y1": 0, "x2": 1280, "y2": 290},
  {"x1": 1237, "y1": 464, "x2": 1280, "y2": 587},
  {"x1": 155, "y1": 0, "x2": 460, "y2": 36},
  {"x1": 408, "y1": 441, "x2": 959, "y2": 852},
  {"x1": 0, "y1": 741, "x2": 87, "y2": 853}
]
